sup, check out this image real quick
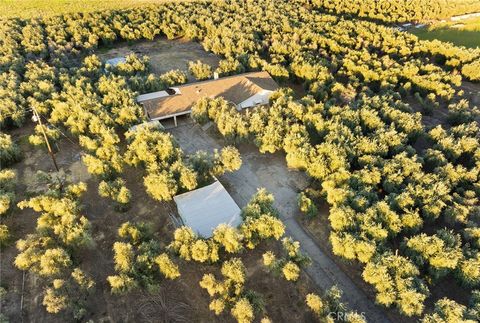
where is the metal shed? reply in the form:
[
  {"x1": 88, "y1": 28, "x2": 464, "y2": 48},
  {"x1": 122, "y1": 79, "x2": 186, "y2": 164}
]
[
  {"x1": 105, "y1": 57, "x2": 126, "y2": 68},
  {"x1": 173, "y1": 180, "x2": 242, "y2": 238}
]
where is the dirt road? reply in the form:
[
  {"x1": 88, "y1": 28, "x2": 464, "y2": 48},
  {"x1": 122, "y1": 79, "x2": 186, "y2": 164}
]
[{"x1": 169, "y1": 122, "x2": 391, "y2": 323}]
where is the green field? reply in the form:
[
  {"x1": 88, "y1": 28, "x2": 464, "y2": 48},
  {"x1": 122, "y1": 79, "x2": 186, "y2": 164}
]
[
  {"x1": 0, "y1": 0, "x2": 183, "y2": 18},
  {"x1": 411, "y1": 16, "x2": 480, "y2": 48}
]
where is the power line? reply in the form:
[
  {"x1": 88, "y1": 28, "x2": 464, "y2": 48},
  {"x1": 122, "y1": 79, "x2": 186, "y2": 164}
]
[
  {"x1": 35, "y1": 110, "x2": 82, "y2": 149},
  {"x1": 32, "y1": 106, "x2": 59, "y2": 172}
]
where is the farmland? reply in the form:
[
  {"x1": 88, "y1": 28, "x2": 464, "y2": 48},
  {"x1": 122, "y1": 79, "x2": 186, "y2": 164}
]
[
  {"x1": 2, "y1": 0, "x2": 480, "y2": 322},
  {"x1": 411, "y1": 16, "x2": 480, "y2": 48},
  {"x1": 0, "y1": 0, "x2": 185, "y2": 19}
]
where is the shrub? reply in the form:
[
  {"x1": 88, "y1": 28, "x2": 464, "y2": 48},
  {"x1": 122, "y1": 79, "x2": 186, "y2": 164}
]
[
  {"x1": 98, "y1": 178, "x2": 131, "y2": 211},
  {"x1": 298, "y1": 192, "x2": 318, "y2": 218},
  {"x1": 0, "y1": 133, "x2": 21, "y2": 167},
  {"x1": 0, "y1": 224, "x2": 10, "y2": 246},
  {"x1": 462, "y1": 60, "x2": 480, "y2": 82},
  {"x1": 188, "y1": 60, "x2": 213, "y2": 80}
]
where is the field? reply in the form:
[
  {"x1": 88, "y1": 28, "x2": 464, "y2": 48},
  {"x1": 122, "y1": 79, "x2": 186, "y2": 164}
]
[
  {"x1": 0, "y1": 0, "x2": 184, "y2": 18},
  {"x1": 97, "y1": 38, "x2": 221, "y2": 80},
  {"x1": 411, "y1": 16, "x2": 480, "y2": 48}
]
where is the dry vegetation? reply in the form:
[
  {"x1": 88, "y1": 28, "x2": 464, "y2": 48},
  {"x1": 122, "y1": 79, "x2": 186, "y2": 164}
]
[{"x1": 2, "y1": 0, "x2": 480, "y2": 322}]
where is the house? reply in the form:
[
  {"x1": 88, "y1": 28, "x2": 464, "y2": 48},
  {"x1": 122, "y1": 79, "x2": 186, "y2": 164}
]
[
  {"x1": 137, "y1": 71, "x2": 279, "y2": 126},
  {"x1": 173, "y1": 180, "x2": 242, "y2": 238}
]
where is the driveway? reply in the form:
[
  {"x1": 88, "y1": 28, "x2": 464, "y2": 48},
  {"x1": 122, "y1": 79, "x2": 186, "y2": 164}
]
[{"x1": 169, "y1": 122, "x2": 390, "y2": 323}]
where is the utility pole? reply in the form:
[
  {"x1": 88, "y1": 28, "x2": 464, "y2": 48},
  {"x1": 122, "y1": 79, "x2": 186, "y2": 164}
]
[{"x1": 32, "y1": 107, "x2": 60, "y2": 172}]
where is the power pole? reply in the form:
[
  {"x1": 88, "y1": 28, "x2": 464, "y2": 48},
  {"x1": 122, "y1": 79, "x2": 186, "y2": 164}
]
[{"x1": 32, "y1": 107, "x2": 60, "y2": 172}]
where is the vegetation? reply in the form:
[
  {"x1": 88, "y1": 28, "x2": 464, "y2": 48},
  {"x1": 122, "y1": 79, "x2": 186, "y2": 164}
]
[
  {"x1": 0, "y1": 0, "x2": 183, "y2": 19},
  {"x1": 306, "y1": 286, "x2": 367, "y2": 323},
  {"x1": 200, "y1": 258, "x2": 257, "y2": 321},
  {"x1": 188, "y1": 60, "x2": 213, "y2": 80},
  {"x1": 411, "y1": 16, "x2": 480, "y2": 49},
  {"x1": 0, "y1": 133, "x2": 21, "y2": 167},
  {"x1": 263, "y1": 237, "x2": 311, "y2": 281},
  {"x1": 1, "y1": 0, "x2": 480, "y2": 321},
  {"x1": 15, "y1": 178, "x2": 93, "y2": 318},
  {"x1": 309, "y1": 0, "x2": 480, "y2": 23},
  {"x1": 125, "y1": 125, "x2": 241, "y2": 201},
  {"x1": 107, "y1": 221, "x2": 180, "y2": 293},
  {"x1": 169, "y1": 189, "x2": 286, "y2": 264}
]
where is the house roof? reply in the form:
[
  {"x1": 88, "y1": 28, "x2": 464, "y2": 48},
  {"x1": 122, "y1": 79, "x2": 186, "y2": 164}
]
[
  {"x1": 173, "y1": 180, "x2": 242, "y2": 238},
  {"x1": 141, "y1": 71, "x2": 279, "y2": 120}
]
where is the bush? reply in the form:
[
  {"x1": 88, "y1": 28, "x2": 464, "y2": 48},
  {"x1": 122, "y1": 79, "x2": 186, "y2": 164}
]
[
  {"x1": 462, "y1": 60, "x2": 480, "y2": 82},
  {"x1": 0, "y1": 133, "x2": 21, "y2": 167},
  {"x1": 188, "y1": 60, "x2": 213, "y2": 80},
  {"x1": 98, "y1": 178, "x2": 131, "y2": 212},
  {"x1": 0, "y1": 224, "x2": 10, "y2": 246},
  {"x1": 143, "y1": 171, "x2": 178, "y2": 201},
  {"x1": 159, "y1": 69, "x2": 188, "y2": 87},
  {"x1": 297, "y1": 192, "x2": 318, "y2": 218}
]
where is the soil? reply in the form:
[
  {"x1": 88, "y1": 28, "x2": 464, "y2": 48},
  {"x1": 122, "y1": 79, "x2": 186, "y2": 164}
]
[
  {"x1": 168, "y1": 120, "x2": 392, "y2": 323},
  {"x1": 96, "y1": 37, "x2": 221, "y2": 81},
  {"x1": 1, "y1": 120, "x2": 315, "y2": 323}
]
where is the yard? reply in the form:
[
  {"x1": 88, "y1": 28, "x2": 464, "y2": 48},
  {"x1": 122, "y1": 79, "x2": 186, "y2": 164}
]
[
  {"x1": 168, "y1": 119, "x2": 398, "y2": 323},
  {"x1": 96, "y1": 37, "x2": 221, "y2": 81},
  {"x1": 1, "y1": 122, "x2": 317, "y2": 322}
]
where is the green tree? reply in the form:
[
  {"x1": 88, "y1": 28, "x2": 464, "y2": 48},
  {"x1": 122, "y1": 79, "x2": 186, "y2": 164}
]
[{"x1": 188, "y1": 60, "x2": 213, "y2": 80}]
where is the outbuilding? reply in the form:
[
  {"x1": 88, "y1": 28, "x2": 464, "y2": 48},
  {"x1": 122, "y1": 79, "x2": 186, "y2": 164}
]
[{"x1": 173, "y1": 180, "x2": 242, "y2": 238}]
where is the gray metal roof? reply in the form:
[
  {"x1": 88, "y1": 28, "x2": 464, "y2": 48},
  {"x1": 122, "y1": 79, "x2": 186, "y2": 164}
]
[
  {"x1": 173, "y1": 180, "x2": 242, "y2": 238},
  {"x1": 105, "y1": 57, "x2": 126, "y2": 67}
]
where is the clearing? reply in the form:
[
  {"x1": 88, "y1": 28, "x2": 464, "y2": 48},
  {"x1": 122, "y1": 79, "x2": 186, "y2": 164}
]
[
  {"x1": 96, "y1": 37, "x2": 221, "y2": 80},
  {"x1": 410, "y1": 16, "x2": 480, "y2": 48}
]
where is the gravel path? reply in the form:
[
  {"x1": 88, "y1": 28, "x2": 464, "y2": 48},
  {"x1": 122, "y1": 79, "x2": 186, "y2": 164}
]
[{"x1": 169, "y1": 122, "x2": 391, "y2": 323}]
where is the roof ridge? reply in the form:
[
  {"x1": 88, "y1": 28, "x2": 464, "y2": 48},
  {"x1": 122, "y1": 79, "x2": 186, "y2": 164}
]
[{"x1": 177, "y1": 70, "x2": 270, "y2": 89}]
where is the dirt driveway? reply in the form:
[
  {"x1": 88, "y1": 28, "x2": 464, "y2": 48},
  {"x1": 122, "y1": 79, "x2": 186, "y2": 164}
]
[{"x1": 168, "y1": 121, "x2": 391, "y2": 323}]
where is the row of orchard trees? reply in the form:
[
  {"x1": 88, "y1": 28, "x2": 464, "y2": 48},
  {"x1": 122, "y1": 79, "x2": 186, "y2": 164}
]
[
  {"x1": 1, "y1": 0, "x2": 480, "y2": 129},
  {"x1": 0, "y1": 133, "x2": 20, "y2": 247},
  {"x1": 308, "y1": 0, "x2": 480, "y2": 23},
  {"x1": 191, "y1": 88, "x2": 480, "y2": 320}
]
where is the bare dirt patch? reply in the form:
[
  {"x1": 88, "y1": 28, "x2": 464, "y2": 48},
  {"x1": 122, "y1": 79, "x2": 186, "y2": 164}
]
[{"x1": 97, "y1": 37, "x2": 221, "y2": 80}]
